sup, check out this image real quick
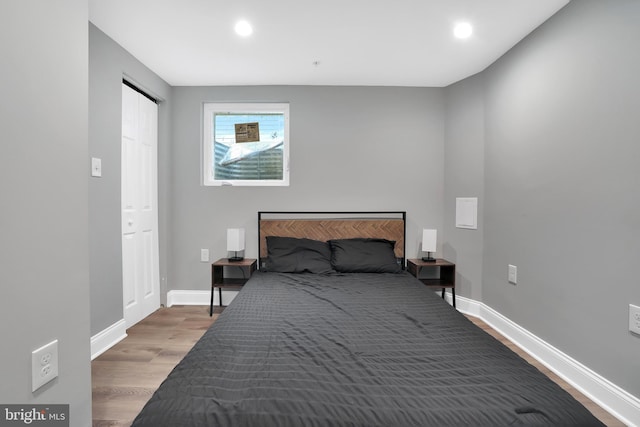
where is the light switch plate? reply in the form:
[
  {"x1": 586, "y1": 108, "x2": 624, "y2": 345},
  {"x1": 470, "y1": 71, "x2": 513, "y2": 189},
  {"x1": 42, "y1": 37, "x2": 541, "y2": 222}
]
[
  {"x1": 508, "y1": 264, "x2": 517, "y2": 284},
  {"x1": 200, "y1": 249, "x2": 209, "y2": 262},
  {"x1": 91, "y1": 157, "x2": 102, "y2": 177},
  {"x1": 630, "y1": 304, "x2": 640, "y2": 335}
]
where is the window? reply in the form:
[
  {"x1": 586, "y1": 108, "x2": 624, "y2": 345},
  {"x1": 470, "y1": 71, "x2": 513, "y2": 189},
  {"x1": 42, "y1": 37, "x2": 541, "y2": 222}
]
[{"x1": 203, "y1": 103, "x2": 289, "y2": 186}]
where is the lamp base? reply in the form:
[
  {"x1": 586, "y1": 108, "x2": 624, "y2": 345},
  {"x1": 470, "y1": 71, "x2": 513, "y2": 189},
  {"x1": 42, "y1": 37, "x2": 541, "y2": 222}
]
[
  {"x1": 421, "y1": 256, "x2": 436, "y2": 262},
  {"x1": 228, "y1": 256, "x2": 244, "y2": 262}
]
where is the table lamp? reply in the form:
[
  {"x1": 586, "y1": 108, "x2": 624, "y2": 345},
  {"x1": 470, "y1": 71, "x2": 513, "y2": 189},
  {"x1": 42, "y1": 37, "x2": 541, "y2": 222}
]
[
  {"x1": 227, "y1": 228, "x2": 245, "y2": 262},
  {"x1": 421, "y1": 229, "x2": 437, "y2": 262}
]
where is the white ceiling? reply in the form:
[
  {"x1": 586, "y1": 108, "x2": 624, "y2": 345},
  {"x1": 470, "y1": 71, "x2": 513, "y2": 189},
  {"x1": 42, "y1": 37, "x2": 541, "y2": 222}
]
[{"x1": 89, "y1": 0, "x2": 569, "y2": 87}]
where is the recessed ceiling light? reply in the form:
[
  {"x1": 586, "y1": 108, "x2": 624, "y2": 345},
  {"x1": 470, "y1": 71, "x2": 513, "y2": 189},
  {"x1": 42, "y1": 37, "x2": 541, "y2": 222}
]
[
  {"x1": 453, "y1": 22, "x2": 473, "y2": 39},
  {"x1": 234, "y1": 20, "x2": 253, "y2": 37}
]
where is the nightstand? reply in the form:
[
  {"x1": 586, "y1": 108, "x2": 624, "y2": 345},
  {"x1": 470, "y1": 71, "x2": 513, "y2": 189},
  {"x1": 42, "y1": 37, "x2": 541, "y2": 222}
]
[
  {"x1": 407, "y1": 258, "x2": 456, "y2": 308},
  {"x1": 210, "y1": 258, "x2": 257, "y2": 316}
]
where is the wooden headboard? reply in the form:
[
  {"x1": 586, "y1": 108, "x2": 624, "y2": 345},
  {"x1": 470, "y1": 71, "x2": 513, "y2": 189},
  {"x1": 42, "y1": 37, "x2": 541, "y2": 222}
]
[{"x1": 258, "y1": 211, "x2": 406, "y2": 264}]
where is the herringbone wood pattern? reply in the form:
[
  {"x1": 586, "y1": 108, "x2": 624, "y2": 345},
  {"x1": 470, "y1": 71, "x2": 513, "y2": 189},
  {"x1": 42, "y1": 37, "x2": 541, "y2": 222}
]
[{"x1": 259, "y1": 219, "x2": 405, "y2": 258}]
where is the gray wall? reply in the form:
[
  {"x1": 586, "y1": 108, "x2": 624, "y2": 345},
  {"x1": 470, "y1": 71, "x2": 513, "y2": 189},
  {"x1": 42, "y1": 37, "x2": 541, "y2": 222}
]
[
  {"x1": 479, "y1": 0, "x2": 640, "y2": 396},
  {"x1": 443, "y1": 74, "x2": 485, "y2": 301},
  {"x1": 89, "y1": 23, "x2": 172, "y2": 335},
  {"x1": 169, "y1": 86, "x2": 445, "y2": 290},
  {"x1": 0, "y1": 1, "x2": 92, "y2": 425}
]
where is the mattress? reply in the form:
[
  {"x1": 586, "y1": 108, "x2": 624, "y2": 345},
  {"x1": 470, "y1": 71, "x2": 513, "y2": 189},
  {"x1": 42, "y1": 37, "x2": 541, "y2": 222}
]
[{"x1": 132, "y1": 271, "x2": 604, "y2": 426}]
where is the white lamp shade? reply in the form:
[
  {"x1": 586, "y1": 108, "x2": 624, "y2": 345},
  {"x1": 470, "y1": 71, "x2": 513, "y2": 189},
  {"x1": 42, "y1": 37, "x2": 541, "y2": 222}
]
[
  {"x1": 422, "y1": 229, "x2": 437, "y2": 253},
  {"x1": 227, "y1": 228, "x2": 245, "y2": 252}
]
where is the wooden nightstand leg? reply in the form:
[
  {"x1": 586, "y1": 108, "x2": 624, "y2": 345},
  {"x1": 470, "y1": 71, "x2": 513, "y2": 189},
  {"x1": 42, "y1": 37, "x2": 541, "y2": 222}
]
[
  {"x1": 452, "y1": 287, "x2": 456, "y2": 308},
  {"x1": 441, "y1": 288, "x2": 445, "y2": 299},
  {"x1": 219, "y1": 287, "x2": 223, "y2": 307}
]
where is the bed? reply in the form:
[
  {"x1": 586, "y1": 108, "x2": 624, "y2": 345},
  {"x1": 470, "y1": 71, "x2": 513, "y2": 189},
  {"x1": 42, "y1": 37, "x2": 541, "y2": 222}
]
[{"x1": 132, "y1": 211, "x2": 604, "y2": 426}]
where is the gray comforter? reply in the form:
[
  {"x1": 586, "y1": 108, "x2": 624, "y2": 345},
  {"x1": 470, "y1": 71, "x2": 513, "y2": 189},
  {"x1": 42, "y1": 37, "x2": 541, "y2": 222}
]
[{"x1": 132, "y1": 271, "x2": 604, "y2": 426}]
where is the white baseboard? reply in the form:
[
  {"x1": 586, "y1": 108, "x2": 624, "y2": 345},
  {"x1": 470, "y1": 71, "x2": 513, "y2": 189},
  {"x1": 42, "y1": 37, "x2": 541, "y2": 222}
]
[
  {"x1": 90, "y1": 319, "x2": 127, "y2": 360},
  {"x1": 166, "y1": 290, "x2": 209, "y2": 306},
  {"x1": 166, "y1": 289, "x2": 240, "y2": 307},
  {"x1": 456, "y1": 295, "x2": 640, "y2": 427},
  {"x1": 443, "y1": 290, "x2": 482, "y2": 316}
]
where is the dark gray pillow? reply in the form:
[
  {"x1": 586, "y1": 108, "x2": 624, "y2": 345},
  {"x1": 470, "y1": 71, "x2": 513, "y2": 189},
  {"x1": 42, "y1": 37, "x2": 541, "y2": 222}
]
[
  {"x1": 265, "y1": 236, "x2": 334, "y2": 273},
  {"x1": 328, "y1": 238, "x2": 401, "y2": 273}
]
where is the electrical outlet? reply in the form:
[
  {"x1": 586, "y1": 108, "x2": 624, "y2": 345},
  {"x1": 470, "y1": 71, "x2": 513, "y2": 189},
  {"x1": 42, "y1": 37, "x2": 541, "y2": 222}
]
[
  {"x1": 32, "y1": 339, "x2": 58, "y2": 392},
  {"x1": 200, "y1": 248, "x2": 209, "y2": 262},
  {"x1": 629, "y1": 304, "x2": 640, "y2": 335},
  {"x1": 508, "y1": 264, "x2": 517, "y2": 284}
]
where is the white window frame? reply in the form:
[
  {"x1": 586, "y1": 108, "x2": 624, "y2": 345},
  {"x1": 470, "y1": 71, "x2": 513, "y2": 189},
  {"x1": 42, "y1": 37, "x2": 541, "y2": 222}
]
[{"x1": 202, "y1": 102, "x2": 290, "y2": 186}]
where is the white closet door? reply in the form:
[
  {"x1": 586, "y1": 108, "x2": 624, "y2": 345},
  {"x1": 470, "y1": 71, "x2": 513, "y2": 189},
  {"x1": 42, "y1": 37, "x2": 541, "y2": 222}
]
[{"x1": 121, "y1": 83, "x2": 160, "y2": 328}]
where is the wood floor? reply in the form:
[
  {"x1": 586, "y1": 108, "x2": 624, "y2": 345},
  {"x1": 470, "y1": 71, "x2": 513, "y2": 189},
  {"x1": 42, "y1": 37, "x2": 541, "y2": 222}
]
[
  {"x1": 92, "y1": 306, "x2": 219, "y2": 426},
  {"x1": 92, "y1": 305, "x2": 624, "y2": 426}
]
